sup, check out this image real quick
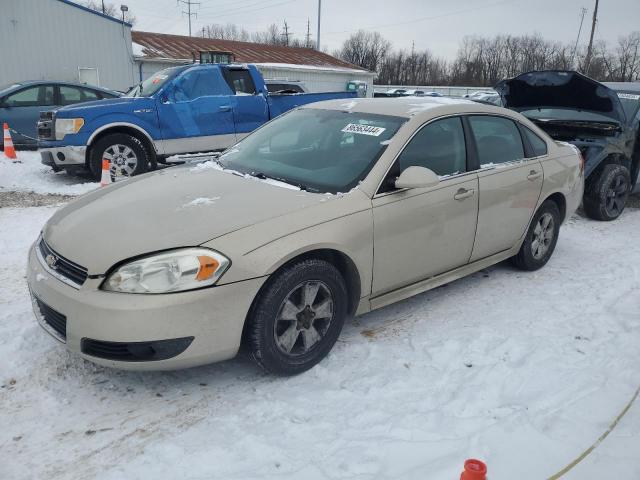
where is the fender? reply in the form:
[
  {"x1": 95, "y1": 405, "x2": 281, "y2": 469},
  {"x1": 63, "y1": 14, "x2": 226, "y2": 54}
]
[{"x1": 87, "y1": 122, "x2": 160, "y2": 154}]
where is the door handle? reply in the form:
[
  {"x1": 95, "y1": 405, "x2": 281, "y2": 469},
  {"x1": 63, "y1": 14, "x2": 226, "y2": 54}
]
[
  {"x1": 454, "y1": 188, "x2": 475, "y2": 200},
  {"x1": 527, "y1": 170, "x2": 542, "y2": 181},
  {"x1": 219, "y1": 105, "x2": 231, "y2": 111}
]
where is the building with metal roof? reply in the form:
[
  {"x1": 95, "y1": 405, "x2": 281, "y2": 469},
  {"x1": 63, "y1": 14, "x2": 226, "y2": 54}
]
[{"x1": 132, "y1": 31, "x2": 375, "y2": 97}]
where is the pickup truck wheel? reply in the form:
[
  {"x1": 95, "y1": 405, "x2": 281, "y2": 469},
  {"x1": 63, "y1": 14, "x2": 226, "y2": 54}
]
[
  {"x1": 511, "y1": 200, "x2": 561, "y2": 271},
  {"x1": 247, "y1": 259, "x2": 348, "y2": 376},
  {"x1": 583, "y1": 164, "x2": 630, "y2": 221},
  {"x1": 89, "y1": 133, "x2": 149, "y2": 180}
]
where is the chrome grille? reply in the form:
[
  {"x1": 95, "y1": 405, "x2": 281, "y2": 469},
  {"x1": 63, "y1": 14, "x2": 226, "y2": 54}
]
[{"x1": 38, "y1": 238, "x2": 88, "y2": 287}]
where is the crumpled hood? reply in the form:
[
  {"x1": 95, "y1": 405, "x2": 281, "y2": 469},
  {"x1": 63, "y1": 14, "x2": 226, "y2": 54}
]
[
  {"x1": 495, "y1": 70, "x2": 625, "y2": 123},
  {"x1": 43, "y1": 164, "x2": 324, "y2": 274}
]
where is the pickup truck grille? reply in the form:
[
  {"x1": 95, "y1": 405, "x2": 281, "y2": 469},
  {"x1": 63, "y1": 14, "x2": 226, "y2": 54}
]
[
  {"x1": 38, "y1": 111, "x2": 55, "y2": 141},
  {"x1": 38, "y1": 238, "x2": 88, "y2": 287}
]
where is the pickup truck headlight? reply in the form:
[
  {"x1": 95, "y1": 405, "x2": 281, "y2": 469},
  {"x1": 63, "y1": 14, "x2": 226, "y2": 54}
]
[
  {"x1": 55, "y1": 118, "x2": 84, "y2": 140},
  {"x1": 102, "y1": 248, "x2": 230, "y2": 294}
]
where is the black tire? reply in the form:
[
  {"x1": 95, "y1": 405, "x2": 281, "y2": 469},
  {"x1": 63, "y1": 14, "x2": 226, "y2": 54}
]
[
  {"x1": 88, "y1": 133, "x2": 151, "y2": 180},
  {"x1": 511, "y1": 200, "x2": 561, "y2": 271},
  {"x1": 583, "y1": 163, "x2": 630, "y2": 221},
  {"x1": 247, "y1": 259, "x2": 348, "y2": 376}
]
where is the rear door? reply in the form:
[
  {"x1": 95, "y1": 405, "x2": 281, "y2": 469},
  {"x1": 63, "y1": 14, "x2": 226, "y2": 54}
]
[
  {"x1": 1, "y1": 84, "x2": 55, "y2": 146},
  {"x1": 467, "y1": 114, "x2": 543, "y2": 261},
  {"x1": 156, "y1": 66, "x2": 236, "y2": 155},
  {"x1": 221, "y1": 66, "x2": 269, "y2": 140}
]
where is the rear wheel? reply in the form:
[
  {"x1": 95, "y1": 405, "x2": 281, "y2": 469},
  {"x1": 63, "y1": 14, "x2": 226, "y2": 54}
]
[
  {"x1": 88, "y1": 133, "x2": 151, "y2": 181},
  {"x1": 512, "y1": 200, "x2": 561, "y2": 271},
  {"x1": 583, "y1": 163, "x2": 630, "y2": 221},
  {"x1": 247, "y1": 259, "x2": 348, "y2": 376}
]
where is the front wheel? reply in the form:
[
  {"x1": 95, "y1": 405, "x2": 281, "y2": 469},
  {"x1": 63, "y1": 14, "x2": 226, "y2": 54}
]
[
  {"x1": 246, "y1": 259, "x2": 348, "y2": 375},
  {"x1": 511, "y1": 200, "x2": 561, "y2": 271},
  {"x1": 88, "y1": 133, "x2": 151, "y2": 180},
  {"x1": 583, "y1": 163, "x2": 630, "y2": 221}
]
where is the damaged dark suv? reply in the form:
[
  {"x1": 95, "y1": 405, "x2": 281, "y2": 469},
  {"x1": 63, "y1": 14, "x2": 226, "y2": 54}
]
[{"x1": 496, "y1": 71, "x2": 640, "y2": 221}]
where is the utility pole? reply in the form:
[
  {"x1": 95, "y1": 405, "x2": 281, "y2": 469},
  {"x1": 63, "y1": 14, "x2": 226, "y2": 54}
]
[
  {"x1": 571, "y1": 7, "x2": 588, "y2": 67},
  {"x1": 177, "y1": 0, "x2": 200, "y2": 37},
  {"x1": 584, "y1": 0, "x2": 599, "y2": 72},
  {"x1": 101, "y1": 0, "x2": 105, "y2": 14},
  {"x1": 316, "y1": 0, "x2": 321, "y2": 50},
  {"x1": 305, "y1": 18, "x2": 312, "y2": 48},
  {"x1": 281, "y1": 20, "x2": 291, "y2": 46}
]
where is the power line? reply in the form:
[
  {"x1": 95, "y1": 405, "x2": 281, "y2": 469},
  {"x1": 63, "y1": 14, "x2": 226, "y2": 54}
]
[
  {"x1": 324, "y1": 0, "x2": 520, "y2": 36},
  {"x1": 177, "y1": 0, "x2": 200, "y2": 36}
]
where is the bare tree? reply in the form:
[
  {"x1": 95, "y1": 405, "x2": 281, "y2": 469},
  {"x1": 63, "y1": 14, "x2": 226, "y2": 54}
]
[{"x1": 335, "y1": 30, "x2": 392, "y2": 72}]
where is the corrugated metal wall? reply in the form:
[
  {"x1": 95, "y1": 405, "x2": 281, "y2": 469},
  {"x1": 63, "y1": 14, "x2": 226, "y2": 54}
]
[{"x1": 0, "y1": 0, "x2": 136, "y2": 91}]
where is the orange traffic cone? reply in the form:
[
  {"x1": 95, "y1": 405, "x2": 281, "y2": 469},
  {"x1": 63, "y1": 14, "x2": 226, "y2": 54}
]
[
  {"x1": 100, "y1": 159, "x2": 112, "y2": 186},
  {"x1": 3, "y1": 123, "x2": 17, "y2": 161},
  {"x1": 460, "y1": 459, "x2": 487, "y2": 480}
]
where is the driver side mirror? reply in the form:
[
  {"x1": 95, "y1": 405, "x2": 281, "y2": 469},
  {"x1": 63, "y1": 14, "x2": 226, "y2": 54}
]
[{"x1": 394, "y1": 166, "x2": 440, "y2": 189}]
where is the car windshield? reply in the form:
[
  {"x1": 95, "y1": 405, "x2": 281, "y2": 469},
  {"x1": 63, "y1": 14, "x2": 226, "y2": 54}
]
[
  {"x1": 125, "y1": 67, "x2": 183, "y2": 97},
  {"x1": 217, "y1": 108, "x2": 405, "y2": 194},
  {"x1": 520, "y1": 108, "x2": 618, "y2": 123},
  {"x1": 616, "y1": 92, "x2": 640, "y2": 124}
]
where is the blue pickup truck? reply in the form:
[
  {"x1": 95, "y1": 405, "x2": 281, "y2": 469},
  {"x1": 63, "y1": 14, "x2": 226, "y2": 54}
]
[{"x1": 38, "y1": 64, "x2": 356, "y2": 179}]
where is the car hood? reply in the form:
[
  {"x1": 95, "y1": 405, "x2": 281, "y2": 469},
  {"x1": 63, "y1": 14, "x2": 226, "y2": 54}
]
[
  {"x1": 495, "y1": 70, "x2": 625, "y2": 124},
  {"x1": 43, "y1": 164, "x2": 329, "y2": 274},
  {"x1": 55, "y1": 96, "x2": 148, "y2": 116}
]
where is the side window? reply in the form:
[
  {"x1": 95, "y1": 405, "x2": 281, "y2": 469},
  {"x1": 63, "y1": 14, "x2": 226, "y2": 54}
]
[
  {"x1": 468, "y1": 115, "x2": 525, "y2": 166},
  {"x1": 5, "y1": 86, "x2": 54, "y2": 107},
  {"x1": 522, "y1": 126, "x2": 548, "y2": 157},
  {"x1": 59, "y1": 86, "x2": 83, "y2": 106},
  {"x1": 397, "y1": 117, "x2": 467, "y2": 177},
  {"x1": 81, "y1": 89, "x2": 100, "y2": 101},
  {"x1": 223, "y1": 69, "x2": 257, "y2": 95},
  {"x1": 172, "y1": 68, "x2": 229, "y2": 102}
]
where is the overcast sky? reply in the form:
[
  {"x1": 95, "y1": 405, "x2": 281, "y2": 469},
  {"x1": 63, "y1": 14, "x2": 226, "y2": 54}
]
[{"x1": 127, "y1": 0, "x2": 640, "y2": 58}]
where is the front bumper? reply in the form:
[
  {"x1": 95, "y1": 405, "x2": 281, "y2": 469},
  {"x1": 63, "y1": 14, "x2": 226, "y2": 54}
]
[
  {"x1": 27, "y1": 244, "x2": 267, "y2": 370},
  {"x1": 39, "y1": 145, "x2": 87, "y2": 168}
]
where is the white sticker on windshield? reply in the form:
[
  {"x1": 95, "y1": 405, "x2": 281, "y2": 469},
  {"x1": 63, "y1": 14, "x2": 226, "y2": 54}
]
[
  {"x1": 618, "y1": 93, "x2": 640, "y2": 100},
  {"x1": 342, "y1": 123, "x2": 386, "y2": 136}
]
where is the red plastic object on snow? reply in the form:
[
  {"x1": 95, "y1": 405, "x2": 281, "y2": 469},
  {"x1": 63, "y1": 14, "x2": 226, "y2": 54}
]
[{"x1": 460, "y1": 459, "x2": 487, "y2": 480}]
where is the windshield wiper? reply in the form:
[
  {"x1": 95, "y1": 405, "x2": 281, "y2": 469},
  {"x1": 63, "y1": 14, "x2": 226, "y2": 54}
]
[{"x1": 249, "y1": 171, "x2": 311, "y2": 191}]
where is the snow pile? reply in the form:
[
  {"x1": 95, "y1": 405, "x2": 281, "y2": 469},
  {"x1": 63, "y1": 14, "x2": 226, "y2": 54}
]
[
  {"x1": 0, "y1": 151, "x2": 98, "y2": 196},
  {"x1": 1, "y1": 206, "x2": 640, "y2": 479},
  {"x1": 183, "y1": 196, "x2": 220, "y2": 207}
]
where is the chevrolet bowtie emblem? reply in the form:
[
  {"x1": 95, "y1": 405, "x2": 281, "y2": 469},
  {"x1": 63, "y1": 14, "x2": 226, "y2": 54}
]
[{"x1": 45, "y1": 254, "x2": 58, "y2": 269}]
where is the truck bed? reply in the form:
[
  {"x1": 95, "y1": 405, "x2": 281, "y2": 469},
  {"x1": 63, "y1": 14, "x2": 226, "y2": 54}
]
[{"x1": 267, "y1": 91, "x2": 356, "y2": 118}]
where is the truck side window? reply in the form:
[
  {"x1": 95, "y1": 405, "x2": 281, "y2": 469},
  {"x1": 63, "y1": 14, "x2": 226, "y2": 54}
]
[
  {"x1": 223, "y1": 69, "x2": 257, "y2": 95},
  {"x1": 172, "y1": 68, "x2": 230, "y2": 102}
]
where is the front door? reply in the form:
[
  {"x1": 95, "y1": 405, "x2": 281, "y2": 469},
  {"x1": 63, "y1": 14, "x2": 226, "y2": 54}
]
[
  {"x1": 467, "y1": 115, "x2": 543, "y2": 261},
  {"x1": 372, "y1": 116, "x2": 479, "y2": 296},
  {"x1": 2, "y1": 84, "x2": 55, "y2": 147},
  {"x1": 156, "y1": 66, "x2": 236, "y2": 155},
  {"x1": 221, "y1": 66, "x2": 269, "y2": 141}
]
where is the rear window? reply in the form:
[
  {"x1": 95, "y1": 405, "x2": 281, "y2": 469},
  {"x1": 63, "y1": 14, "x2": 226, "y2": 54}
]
[
  {"x1": 617, "y1": 92, "x2": 640, "y2": 123},
  {"x1": 468, "y1": 115, "x2": 525, "y2": 166},
  {"x1": 222, "y1": 69, "x2": 256, "y2": 95},
  {"x1": 522, "y1": 127, "x2": 548, "y2": 157}
]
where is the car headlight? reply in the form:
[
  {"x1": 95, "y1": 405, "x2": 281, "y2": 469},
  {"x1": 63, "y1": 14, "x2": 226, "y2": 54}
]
[
  {"x1": 102, "y1": 248, "x2": 230, "y2": 294},
  {"x1": 55, "y1": 118, "x2": 84, "y2": 140}
]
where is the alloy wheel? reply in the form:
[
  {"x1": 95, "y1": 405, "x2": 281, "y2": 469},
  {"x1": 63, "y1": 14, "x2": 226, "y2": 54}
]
[
  {"x1": 531, "y1": 212, "x2": 555, "y2": 260},
  {"x1": 273, "y1": 280, "x2": 334, "y2": 356},
  {"x1": 604, "y1": 174, "x2": 628, "y2": 218},
  {"x1": 103, "y1": 143, "x2": 138, "y2": 178}
]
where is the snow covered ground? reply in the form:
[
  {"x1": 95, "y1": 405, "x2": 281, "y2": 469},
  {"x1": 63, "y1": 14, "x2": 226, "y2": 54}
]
[
  {"x1": 0, "y1": 151, "x2": 99, "y2": 196},
  {"x1": 1, "y1": 156, "x2": 640, "y2": 480}
]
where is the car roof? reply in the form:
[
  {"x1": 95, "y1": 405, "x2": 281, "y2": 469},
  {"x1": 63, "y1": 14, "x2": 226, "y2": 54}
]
[
  {"x1": 603, "y1": 82, "x2": 640, "y2": 94},
  {"x1": 304, "y1": 96, "x2": 500, "y2": 119},
  {"x1": 1, "y1": 80, "x2": 117, "y2": 94}
]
